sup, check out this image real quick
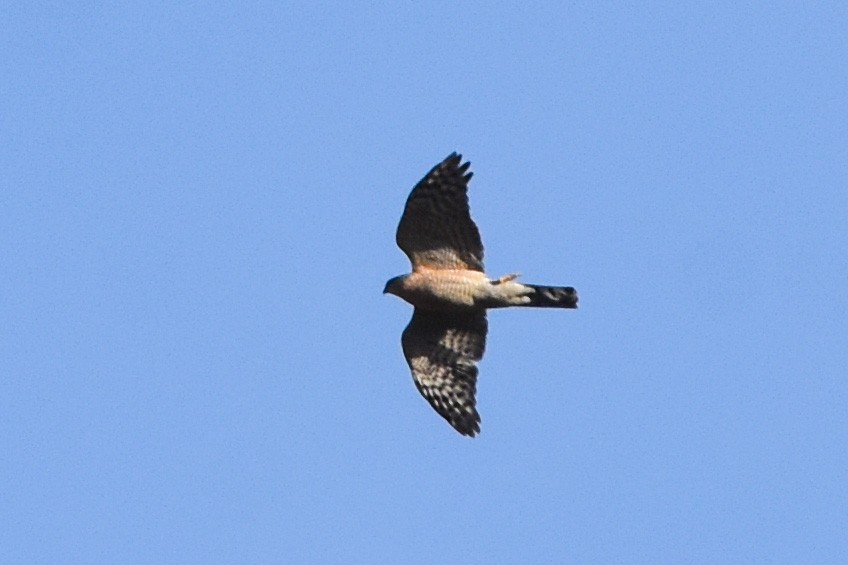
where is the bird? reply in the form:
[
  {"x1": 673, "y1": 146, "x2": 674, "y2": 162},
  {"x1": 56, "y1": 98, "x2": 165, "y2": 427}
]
[{"x1": 384, "y1": 153, "x2": 578, "y2": 436}]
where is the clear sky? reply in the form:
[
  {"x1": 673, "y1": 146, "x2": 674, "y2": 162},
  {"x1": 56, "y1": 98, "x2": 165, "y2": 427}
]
[{"x1": 3, "y1": 3, "x2": 847, "y2": 563}]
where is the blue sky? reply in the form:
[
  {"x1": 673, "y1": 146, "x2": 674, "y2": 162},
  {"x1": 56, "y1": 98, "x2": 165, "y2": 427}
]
[{"x1": 2, "y1": 2, "x2": 847, "y2": 563}]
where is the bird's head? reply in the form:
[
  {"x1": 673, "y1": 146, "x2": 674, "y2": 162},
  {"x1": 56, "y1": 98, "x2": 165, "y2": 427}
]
[{"x1": 383, "y1": 275, "x2": 408, "y2": 297}]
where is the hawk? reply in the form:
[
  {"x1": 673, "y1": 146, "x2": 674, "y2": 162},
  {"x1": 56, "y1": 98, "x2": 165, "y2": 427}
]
[{"x1": 384, "y1": 153, "x2": 578, "y2": 436}]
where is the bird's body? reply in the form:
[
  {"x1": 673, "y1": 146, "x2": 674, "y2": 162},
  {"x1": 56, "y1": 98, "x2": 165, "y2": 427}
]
[
  {"x1": 386, "y1": 269, "x2": 576, "y2": 311},
  {"x1": 386, "y1": 268, "x2": 489, "y2": 310},
  {"x1": 385, "y1": 153, "x2": 578, "y2": 436}
]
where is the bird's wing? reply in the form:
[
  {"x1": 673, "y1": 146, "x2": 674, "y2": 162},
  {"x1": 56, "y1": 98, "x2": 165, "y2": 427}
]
[
  {"x1": 401, "y1": 308, "x2": 487, "y2": 436},
  {"x1": 395, "y1": 153, "x2": 484, "y2": 272}
]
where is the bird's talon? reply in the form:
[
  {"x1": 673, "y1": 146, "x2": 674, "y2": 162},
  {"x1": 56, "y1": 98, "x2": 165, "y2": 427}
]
[{"x1": 497, "y1": 273, "x2": 521, "y2": 284}]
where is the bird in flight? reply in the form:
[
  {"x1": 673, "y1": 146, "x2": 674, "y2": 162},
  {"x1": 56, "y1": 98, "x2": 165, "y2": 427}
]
[{"x1": 384, "y1": 153, "x2": 578, "y2": 436}]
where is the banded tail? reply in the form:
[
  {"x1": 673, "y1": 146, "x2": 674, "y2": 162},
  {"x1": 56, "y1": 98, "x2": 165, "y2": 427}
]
[{"x1": 524, "y1": 284, "x2": 578, "y2": 308}]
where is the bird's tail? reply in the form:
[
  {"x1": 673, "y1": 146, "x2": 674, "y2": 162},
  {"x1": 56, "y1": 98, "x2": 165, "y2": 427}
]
[{"x1": 522, "y1": 284, "x2": 578, "y2": 308}]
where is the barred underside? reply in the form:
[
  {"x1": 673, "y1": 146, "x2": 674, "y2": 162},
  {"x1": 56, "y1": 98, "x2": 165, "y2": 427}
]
[{"x1": 401, "y1": 309, "x2": 487, "y2": 437}]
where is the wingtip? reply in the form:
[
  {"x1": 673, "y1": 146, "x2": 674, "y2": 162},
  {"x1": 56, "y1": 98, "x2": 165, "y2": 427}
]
[
  {"x1": 452, "y1": 414, "x2": 481, "y2": 437},
  {"x1": 444, "y1": 151, "x2": 462, "y2": 167},
  {"x1": 442, "y1": 152, "x2": 473, "y2": 182}
]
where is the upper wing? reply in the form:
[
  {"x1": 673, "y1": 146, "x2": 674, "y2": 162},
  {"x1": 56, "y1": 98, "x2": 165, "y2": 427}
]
[
  {"x1": 395, "y1": 153, "x2": 485, "y2": 272},
  {"x1": 401, "y1": 309, "x2": 488, "y2": 436}
]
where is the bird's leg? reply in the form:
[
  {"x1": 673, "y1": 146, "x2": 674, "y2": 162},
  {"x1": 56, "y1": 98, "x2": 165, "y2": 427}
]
[{"x1": 493, "y1": 273, "x2": 521, "y2": 285}]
